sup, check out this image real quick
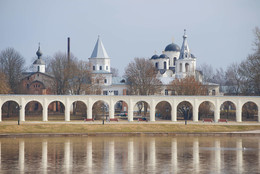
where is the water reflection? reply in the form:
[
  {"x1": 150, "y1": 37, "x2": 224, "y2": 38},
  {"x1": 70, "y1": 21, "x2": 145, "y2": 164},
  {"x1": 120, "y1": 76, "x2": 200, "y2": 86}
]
[{"x1": 0, "y1": 136, "x2": 259, "y2": 173}]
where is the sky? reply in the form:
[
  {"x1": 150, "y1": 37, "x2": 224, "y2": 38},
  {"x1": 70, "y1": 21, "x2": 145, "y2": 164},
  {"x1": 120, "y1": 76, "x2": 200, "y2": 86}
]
[{"x1": 0, "y1": 0, "x2": 260, "y2": 75}]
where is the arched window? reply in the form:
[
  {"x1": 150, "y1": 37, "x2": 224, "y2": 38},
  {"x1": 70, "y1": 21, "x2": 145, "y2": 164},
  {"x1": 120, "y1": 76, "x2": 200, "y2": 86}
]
[
  {"x1": 93, "y1": 66, "x2": 95, "y2": 70},
  {"x1": 185, "y1": 63, "x2": 189, "y2": 72},
  {"x1": 100, "y1": 66, "x2": 102, "y2": 70},
  {"x1": 155, "y1": 62, "x2": 158, "y2": 69},
  {"x1": 179, "y1": 63, "x2": 182, "y2": 72},
  {"x1": 174, "y1": 57, "x2": 177, "y2": 65},
  {"x1": 164, "y1": 62, "x2": 167, "y2": 69},
  {"x1": 37, "y1": 66, "x2": 40, "y2": 72}
]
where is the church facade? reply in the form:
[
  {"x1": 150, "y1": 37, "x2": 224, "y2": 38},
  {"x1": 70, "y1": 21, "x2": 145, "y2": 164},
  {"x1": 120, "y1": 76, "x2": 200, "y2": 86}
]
[{"x1": 150, "y1": 30, "x2": 219, "y2": 95}]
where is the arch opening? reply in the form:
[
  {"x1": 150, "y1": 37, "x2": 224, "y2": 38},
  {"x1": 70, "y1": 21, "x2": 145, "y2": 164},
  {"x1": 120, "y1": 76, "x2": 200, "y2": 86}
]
[
  {"x1": 114, "y1": 100, "x2": 128, "y2": 120},
  {"x1": 134, "y1": 101, "x2": 150, "y2": 121},
  {"x1": 71, "y1": 101, "x2": 87, "y2": 120},
  {"x1": 177, "y1": 101, "x2": 193, "y2": 120},
  {"x1": 1, "y1": 101, "x2": 19, "y2": 121},
  {"x1": 220, "y1": 101, "x2": 236, "y2": 121},
  {"x1": 48, "y1": 101, "x2": 65, "y2": 121},
  {"x1": 155, "y1": 101, "x2": 171, "y2": 120},
  {"x1": 25, "y1": 101, "x2": 43, "y2": 121},
  {"x1": 242, "y1": 102, "x2": 258, "y2": 122},
  {"x1": 92, "y1": 100, "x2": 109, "y2": 121},
  {"x1": 185, "y1": 63, "x2": 189, "y2": 72},
  {"x1": 198, "y1": 101, "x2": 215, "y2": 121}
]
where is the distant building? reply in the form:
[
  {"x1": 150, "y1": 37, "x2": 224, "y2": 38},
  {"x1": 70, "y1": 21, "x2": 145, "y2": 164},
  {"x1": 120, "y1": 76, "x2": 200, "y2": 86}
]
[
  {"x1": 150, "y1": 30, "x2": 220, "y2": 95},
  {"x1": 20, "y1": 44, "x2": 55, "y2": 95},
  {"x1": 20, "y1": 45, "x2": 57, "y2": 112},
  {"x1": 88, "y1": 36, "x2": 128, "y2": 96}
]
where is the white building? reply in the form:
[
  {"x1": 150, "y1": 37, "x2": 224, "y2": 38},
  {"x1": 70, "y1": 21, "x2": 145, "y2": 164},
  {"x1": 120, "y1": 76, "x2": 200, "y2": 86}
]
[
  {"x1": 88, "y1": 36, "x2": 127, "y2": 95},
  {"x1": 150, "y1": 30, "x2": 219, "y2": 95},
  {"x1": 150, "y1": 30, "x2": 200, "y2": 84},
  {"x1": 89, "y1": 32, "x2": 219, "y2": 96}
]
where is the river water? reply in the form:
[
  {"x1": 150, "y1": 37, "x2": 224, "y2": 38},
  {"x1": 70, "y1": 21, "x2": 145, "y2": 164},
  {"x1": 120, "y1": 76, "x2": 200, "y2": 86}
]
[{"x1": 0, "y1": 136, "x2": 259, "y2": 174}]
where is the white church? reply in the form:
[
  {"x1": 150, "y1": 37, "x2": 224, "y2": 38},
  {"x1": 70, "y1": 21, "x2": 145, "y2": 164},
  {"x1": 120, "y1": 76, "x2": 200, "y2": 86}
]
[
  {"x1": 88, "y1": 30, "x2": 219, "y2": 96},
  {"x1": 150, "y1": 29, "x2": 202, "y2": 84}
]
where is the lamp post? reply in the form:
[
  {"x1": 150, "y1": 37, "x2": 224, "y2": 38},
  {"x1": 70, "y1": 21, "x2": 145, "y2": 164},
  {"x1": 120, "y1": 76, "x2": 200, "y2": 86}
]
[
  {"x1": 182, "y1": 106, "x2": 189, "y2": 125},
  {"x1": 16, "y1": 105, "x2": 22, "y2": 125}
]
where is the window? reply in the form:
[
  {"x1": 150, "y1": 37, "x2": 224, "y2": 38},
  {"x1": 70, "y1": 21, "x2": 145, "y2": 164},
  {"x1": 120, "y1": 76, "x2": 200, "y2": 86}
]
[
  {"x1": 155, "y1": 62, "x2": 158, "y2": 69},
  {"x1": 179, "y1": 63, "x2": 182, "y2": 72},
  {"x1": 37, "y1": 66, "x2": 40, "y2": 72},
  {"x1": 212, "y1": 90, "x2": 216, "y2": 96},
  {"x1": 106, "y1": 66, "x2": 108, "y2": 70},
  {"x1": 93, "y1": 66, "x2": 95, "y2": 70},
  {"x1": 165, "y1": 89, "x2": 168, "y2": 95},
  {"x1": 100, "y1": 66, "x2": 102, "y2": 70},
  {"x1": 114, "y1": 91, "x2": 118, "y2": 95},
  {"x1": 174, "y1": 57, "x2": 177, "y2": 65},
  {"x1": 26, "y1": 84, "x2": 29, "y2": 88},
  {"x1": 103, "y1": 91, "x2": 108, "y2": 95},
  {"x1": 164, "y1": 62, "x2": 167, "y2": 69},
  {"x1": 185, "y1": 63, "x2": 189, "y2": 72},
  {"x1": 104, "y1": 79, "x2": 107, "y2": 83}
]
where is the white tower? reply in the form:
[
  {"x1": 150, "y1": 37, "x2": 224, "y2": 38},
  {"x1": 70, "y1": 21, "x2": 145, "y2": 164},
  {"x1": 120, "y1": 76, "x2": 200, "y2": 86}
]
[
  {"x1": 33, "y1": 43, "x2": 46, "y2": 73},
  {"x1": 176, "y1": 30, "x2": 196, "y2": 79},
  {"x1": 89, "y1": 36, "x2": 112, "y2": 85}
]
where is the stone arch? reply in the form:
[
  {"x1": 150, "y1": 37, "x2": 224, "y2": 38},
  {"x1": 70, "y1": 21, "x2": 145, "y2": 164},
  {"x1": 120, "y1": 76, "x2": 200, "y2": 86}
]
[
  {"x1": 185, "y1": 63, "x2": 190, "y2": 72},
  {"x1": 114, "y1": 100, "x2": 128, "y2": 119},
  {"x1": 220, "y1": 101, "x2": 236, "y2": 121},
  {"x1": 1, "y1": 100, "x2": 20, "y2": 121},
  {"x1": 198, "y1": 101, "x2": 215, "y2": 121},
  {"x1": 134, "y1": 101, "x2": 150, "y2": 120},
  {"x1": 70, "y1": 101, "x2": 87, "y2": 120},
  {"x1": 155, "y1": 101, "x2": 172, "y2": 120},
  {"x1": 92, "y1": 100, "x2": 109, "y2": 121},
  {"x1": 25, "y1": 100, "x2": 43, "y2": 121},
  {"x1": 47, "y1": 100, "x2": 65, "y2": 121},
  {"x1": 242, "y1": 101, "x2": 258, "y2": 121},
  {"x1": 177, "y1": 101, "x2": 193, "y2": 120}
]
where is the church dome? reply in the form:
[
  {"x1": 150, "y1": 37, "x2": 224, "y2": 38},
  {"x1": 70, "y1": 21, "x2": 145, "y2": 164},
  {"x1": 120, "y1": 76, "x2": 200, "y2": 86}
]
[
  {"x1": 151, "y1": 54, "x2": 159, "y2": 59},
  {"x1": 164, "y1": 43, "x2": 180, "y2": 52},
  {"x1": 159, "y1": 54, "x2": 168, "y2": 58},
  {"x1": 36, "y1": 49, "x2": 42, "y2": 57}
]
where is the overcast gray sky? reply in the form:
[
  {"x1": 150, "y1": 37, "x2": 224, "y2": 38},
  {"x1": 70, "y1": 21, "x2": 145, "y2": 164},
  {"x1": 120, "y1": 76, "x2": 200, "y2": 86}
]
[{"x1": 0, "y1": 0, "x2": 259, "y2": 75}]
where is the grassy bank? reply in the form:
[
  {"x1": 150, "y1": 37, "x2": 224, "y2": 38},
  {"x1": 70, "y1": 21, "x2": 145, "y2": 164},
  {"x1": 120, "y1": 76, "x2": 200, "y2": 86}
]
[{"x1": 0, "y1": 124, "x2": 260, "y2": 134}]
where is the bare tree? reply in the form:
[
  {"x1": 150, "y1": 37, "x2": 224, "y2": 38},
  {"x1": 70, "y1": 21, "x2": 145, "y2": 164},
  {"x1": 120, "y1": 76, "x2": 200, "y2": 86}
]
[
  {"x1": 124, "y1": 58, "x2": 162, "y2": 95},
  {"x1": 239, "y1": 27, "x2": 260, "y2": 95},
  {"x1": 0, "y1": 71, "x2": 11, "y2": 94},
  {"x1": 169, "y1": 76, "x2": 207, "y2": 95},
  {"x1": 0, "y1": 48, "x2": 25, "y2": 93},
  {"x1": 197, "y1": 63, "x2": 214, "y2": 83},
  {"x1": 49, "y1": 52, "x2": 70, "y2": 94},
  {"x1": 225, "y1": 63, "x2": 242, "y2": 95},
  {"x1": 111, "y1": 67, "x2": 119, "y2": 77},
  {"x1": 68, "y1": 60, "x2": 92, "y2": 95}
]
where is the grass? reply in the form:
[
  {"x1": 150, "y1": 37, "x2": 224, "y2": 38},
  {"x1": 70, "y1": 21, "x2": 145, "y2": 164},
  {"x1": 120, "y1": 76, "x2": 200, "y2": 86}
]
[{"x1": 0, "y1": 124, "x2": 259, "y2": 134}]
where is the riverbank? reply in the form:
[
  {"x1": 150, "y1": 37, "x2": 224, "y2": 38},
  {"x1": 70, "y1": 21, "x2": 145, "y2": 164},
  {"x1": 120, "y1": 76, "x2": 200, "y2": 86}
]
[{"x1": 0, "y1": 121, "x2": 260, "y2": 135}]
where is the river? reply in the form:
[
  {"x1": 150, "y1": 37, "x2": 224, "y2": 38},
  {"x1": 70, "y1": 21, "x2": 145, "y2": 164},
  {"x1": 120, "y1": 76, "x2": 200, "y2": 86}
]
[{"x1": 0, "y1": 136, "x2": 259, "y2": 173}]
